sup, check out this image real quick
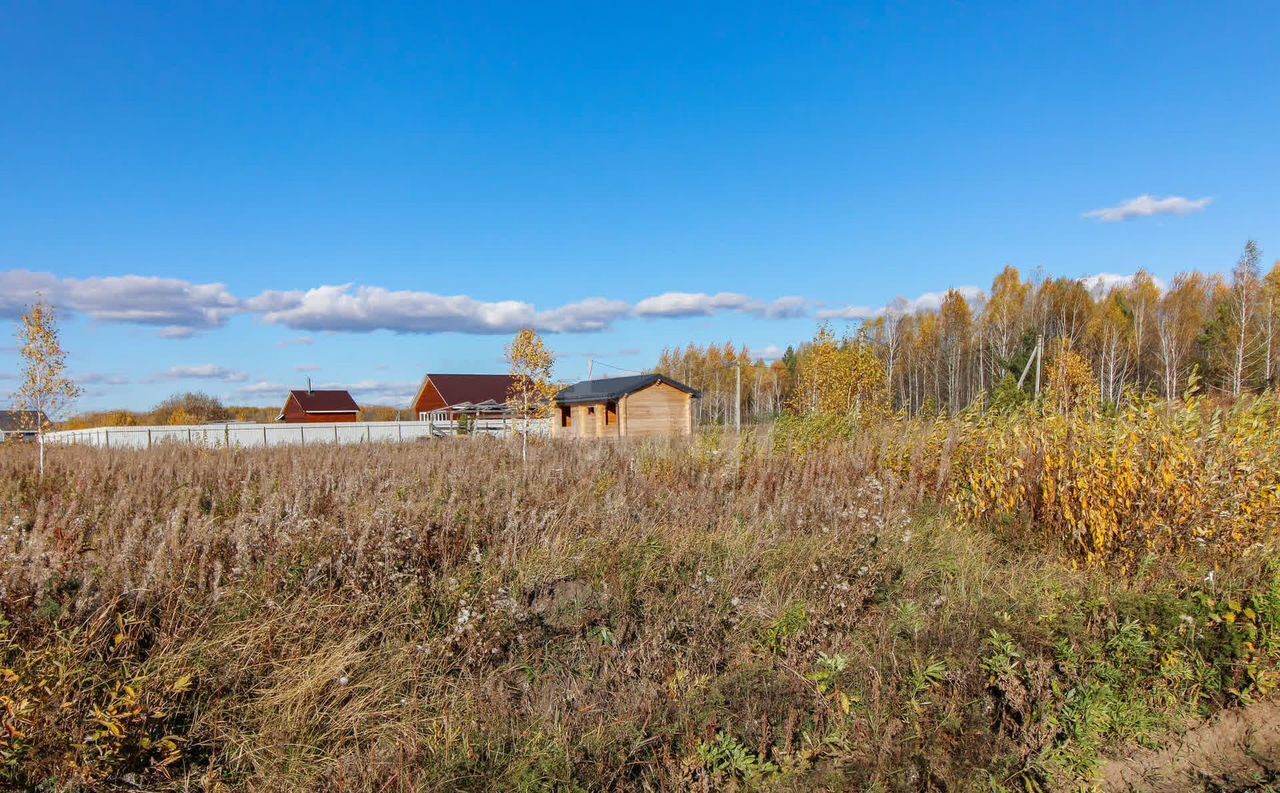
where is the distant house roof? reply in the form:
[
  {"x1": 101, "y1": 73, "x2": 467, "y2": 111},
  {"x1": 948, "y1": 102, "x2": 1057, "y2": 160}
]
[
  {"x1": 555, "y1": 374, "x2": 700, "y2": 405},
  {"x1": 280, "y1": 389, "x2": 360, "y2": 418},
  {"x1": 414, "y1": 373, "x2": 517, "y2": 409},
  {"x1": 0, "y1": 410, "x2": 48, "y2": 432}
]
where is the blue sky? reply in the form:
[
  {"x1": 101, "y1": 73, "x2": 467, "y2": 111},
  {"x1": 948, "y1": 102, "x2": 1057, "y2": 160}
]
[{"x1": 2, "y1": 2, "x2": 1278, "y2": 411}]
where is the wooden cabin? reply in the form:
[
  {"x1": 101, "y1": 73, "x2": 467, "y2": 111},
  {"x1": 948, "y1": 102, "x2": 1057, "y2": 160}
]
[
  {"x1": 408, "y1": 374, "x2": 516, "y2": 420},
  {"x1": 551, "y1": 374, "x2": 699, "y2": 439},
  {"x1": 277, "y1": 389, "x2": 360, "y2": 423}
]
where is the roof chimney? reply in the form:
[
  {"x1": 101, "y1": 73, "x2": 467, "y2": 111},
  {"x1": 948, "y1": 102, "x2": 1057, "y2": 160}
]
[{"x1": 307, "y1": 377, "x2": 313, "y2": 394}]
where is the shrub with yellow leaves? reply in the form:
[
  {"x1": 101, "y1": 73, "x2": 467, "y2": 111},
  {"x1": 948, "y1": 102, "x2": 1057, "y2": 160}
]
[
  {"x1": 1, "y1": 609, "x2": 195, "y2": 789},
  {"x1": 1044, "y1": 339, "x2": 1098, "y2": 414},
  {"x1": 948, "y1": 392, "x2": 1280, "y2": 565}
]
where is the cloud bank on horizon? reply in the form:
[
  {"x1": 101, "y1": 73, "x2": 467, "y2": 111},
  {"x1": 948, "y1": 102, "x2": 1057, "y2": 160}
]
[
  {"x1": 1083, "y1": 194, "x2": 1212, "y2": 223},
  {"x1": 1, "y1": 270, "x2": 822, "y2": 337},
  {"x1": 0, "y1": 270, "x2": 238, "y2": 337},
  {"x1": 817, "y1": 286, "x2": 988, "y2": 321},
  {"x1": 4, "y1": 265, "x2": 1179, "y2": 410},
  {"x1": 632, "y1": 292, "x2": 809, "y2": 320},
  {"x1": 0, "y1": 267, "x2": 1175, "y2": 341},
  {"x1": 151, "y1": 364, "x2": 249, "y2": 383}
]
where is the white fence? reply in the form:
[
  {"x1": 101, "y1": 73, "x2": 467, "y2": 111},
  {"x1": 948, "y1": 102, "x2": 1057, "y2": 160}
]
[{"x1": 46, "y1": 418, "x2": 551, "y2": 450}]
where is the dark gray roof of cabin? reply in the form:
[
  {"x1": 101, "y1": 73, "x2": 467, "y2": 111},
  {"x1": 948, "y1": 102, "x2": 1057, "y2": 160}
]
[
  {"x1": 555, "y1": 374, "x2": 700, "y2": 405},
  {"x1": 0, "y1": 410, "x2": 48, "y2": 432}
]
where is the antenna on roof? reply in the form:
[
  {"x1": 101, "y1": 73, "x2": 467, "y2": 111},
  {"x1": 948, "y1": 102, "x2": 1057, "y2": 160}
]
[
  {"x1": 587, "y1": 357, "x2": 594, "y2": 380},
  {"x1": 307, "y1": 377, "x2": 313, "y2": 394}
]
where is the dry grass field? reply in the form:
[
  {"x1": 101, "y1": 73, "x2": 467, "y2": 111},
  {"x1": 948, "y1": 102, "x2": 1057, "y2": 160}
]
[{"x1": 3, "y1": 397, "x2": 1280, "y2": 791}]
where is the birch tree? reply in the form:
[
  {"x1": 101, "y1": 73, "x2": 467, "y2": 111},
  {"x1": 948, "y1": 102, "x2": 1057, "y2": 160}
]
[
  {"x1": 1088, "y1": 291, "x2": 1133, "y2": 405},
  {"x1": 1125, "y1": 271, "x2": 1161, "y2": 391},
  {"x1": 13, "y1": 298, "x2": 82, "y2": 477},
  {"x1": 1226, "y1": 240, "x2": 1262, "y2": 397},
  {"x1": 984, "y1": 266, "x2": 1031, "y2": 383},
  {"x1": 789, "y1": 323, "x2": 887, "y2": 418},
  {"x1": 1155, "y1": 274, "x2": 1208, "y2": 399},
  {"x1": 1263, "y1": 261, "x2": 1280, "y2": 389},
  {"x1": 505, "y1": 328, "x2": 557, "y2": 463},
  {"x1": 939, "y1": 290, "x2": 973, "y2": 413}
]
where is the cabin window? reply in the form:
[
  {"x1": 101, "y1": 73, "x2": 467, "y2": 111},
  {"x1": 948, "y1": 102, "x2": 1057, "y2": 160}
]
[
  {"x1": 560, "y1": 405, "x2": 572, "y2": 427},
  {"x1": 587, "y1": 406, "x2": 595, "y2": 415},
  {"x1": 605, "y1": 400, "x2": 618, "y2": 426}
]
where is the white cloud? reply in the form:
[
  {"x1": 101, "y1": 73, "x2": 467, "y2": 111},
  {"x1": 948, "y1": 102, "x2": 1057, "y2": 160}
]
[
  {"x1": 908, "y1": 286, "x2": 985, "y2": 313},
  {"x1": 1, "y1": 269, "x2": 813, "y2": 338},
  {"x1": 153, "y1": 364, "x2": 249, "y2": 383},
  {"x1": 536, "y1": 297, "x2": 633, "y2": 333},
  {"x1": 634, "y1": 292, "x2": 753, "y2": 318},
  {"x1": 294, "y1": 364, "x2": 321, "y2": 372},
  {"x1": 819, "y1": 286, "x2": 985, "y2": 321},
  {"x1": 632, "y1": 292, "x2": 808, "y2": 320},
  {"x1": 1078, "y1": 272, "x2": 1166, "y2": 296},
  {"x1": 76, "y1": 372, "x2": 131, "y2": 386},
  {"x1": 247, "y1": 285, "x2": 632, "y2": 335},
  {"x1": 1083, "y1": 194, "x2": 1212, "y2": 223},
  {"x1": 320, "y1": 379, "x2": 419, "y2": 406},
  {"x1": 234, "y1": 380, "x2": 287, "y2": 395},
  {"x1": 225, "y1": 380, "x2": 290, "y2": 406},
  {"x1": 760, "y1": 296, "x2": 809, "y2": 319},
  {"x1": 0, "y1": 270, "x2": 239, "y2": 333},
  {"x1": 818, "y1": 304, "x2": 878, "y2": 321}
]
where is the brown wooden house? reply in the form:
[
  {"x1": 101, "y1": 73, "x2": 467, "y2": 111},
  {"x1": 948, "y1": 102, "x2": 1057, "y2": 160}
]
[
  {"x1": 408, "y1": 374, "x2": 516, "y2": 420},
  {"x1": 551, "y1": 374, "x2": 699, "y2": 439},
  {"x1": 277, "y1": 389, "x2": 360, "y2": 423}
]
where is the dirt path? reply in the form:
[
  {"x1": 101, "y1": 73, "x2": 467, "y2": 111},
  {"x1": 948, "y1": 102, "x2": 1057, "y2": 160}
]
[{"x1": 1099, "y1": 699, "x2": 1280, "y2": 792}]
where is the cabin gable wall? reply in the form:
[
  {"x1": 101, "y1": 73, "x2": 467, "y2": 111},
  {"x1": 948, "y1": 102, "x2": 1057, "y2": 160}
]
[{"x1": 620, "y1": 382, "x2": 692, "y2": 438}]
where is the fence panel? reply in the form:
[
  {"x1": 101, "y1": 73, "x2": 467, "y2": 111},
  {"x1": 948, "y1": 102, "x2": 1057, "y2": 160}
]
[{"x1": 45, "y1": 419, "x2": 552, "y2": 450}]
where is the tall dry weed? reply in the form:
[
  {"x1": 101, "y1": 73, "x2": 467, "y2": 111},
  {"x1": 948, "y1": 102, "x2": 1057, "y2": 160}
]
[{"x1": 1, "y1": 416, "x2": 1277, "y2": 791}]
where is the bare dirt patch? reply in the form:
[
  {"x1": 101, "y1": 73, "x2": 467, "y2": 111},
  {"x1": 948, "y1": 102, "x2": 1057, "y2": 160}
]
[{"x1": 1099, "y1": 699, "x2": 1280, "y2": 792}]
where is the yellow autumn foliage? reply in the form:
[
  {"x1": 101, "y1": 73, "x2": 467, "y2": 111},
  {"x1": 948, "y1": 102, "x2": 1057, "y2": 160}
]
[
  {"x1": 1043, "y1": 339, "x2": 1098, "y2": 414},
  {"x1": 948, "y1": 392, "x2": 1280, "y2": 565},
  {"x1": 788, "y1": 323, "x2": 889, "y2": 420}
]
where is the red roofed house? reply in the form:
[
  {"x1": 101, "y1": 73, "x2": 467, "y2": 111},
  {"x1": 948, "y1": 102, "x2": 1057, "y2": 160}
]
[
  {"x1": 277, "y1": 389, "x2": 360, "y2": 423},
  {"x1": 408, "y1": 374, "x2": 516, "y2": 420}
]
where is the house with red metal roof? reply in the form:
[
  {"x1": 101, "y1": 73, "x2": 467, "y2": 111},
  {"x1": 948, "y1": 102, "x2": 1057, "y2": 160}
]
[
  {"x1": 408, "y1": 374, "x2": 516, "y2": 420},
  {"x1": 277, "y1": 388, "x2": 360, "y2": 423}
]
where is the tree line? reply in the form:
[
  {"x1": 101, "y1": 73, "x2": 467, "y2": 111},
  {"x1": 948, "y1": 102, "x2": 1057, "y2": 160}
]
[{"x1": 659, "y1": 241, "x2": 1280, "y2": 420}]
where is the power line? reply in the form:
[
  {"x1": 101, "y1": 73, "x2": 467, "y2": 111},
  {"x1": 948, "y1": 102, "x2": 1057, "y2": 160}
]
[
  {"x1": 661, "y1": 360, "x2": 783, "y2": 372},
  {"x1": 591, "y1": 359, "x2": 648, "y2": 375},
  {"x1": 589, "y1": 357, "x2": 784, "y2": 381}
]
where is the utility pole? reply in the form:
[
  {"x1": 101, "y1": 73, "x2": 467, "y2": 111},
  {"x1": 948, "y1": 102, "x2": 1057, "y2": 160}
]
[
  {"x1": 734, "y1": 363, "x2": 741, "y2": 434},
  {"x1": 1017, "y1": 334, "x2": 1045, "y2": 398},
  {"x1": 1033, "y1": 335, "x2": 1043, "y2": 398},
  {"x1": 587, "y1": 357, "x2": 594, "y2": 380}
]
